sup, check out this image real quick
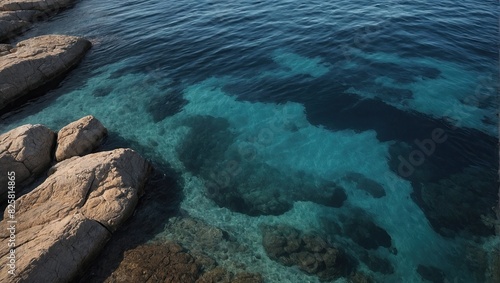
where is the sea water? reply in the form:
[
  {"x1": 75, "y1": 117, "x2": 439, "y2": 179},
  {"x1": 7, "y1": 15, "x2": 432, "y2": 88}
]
[{"x1": 0, "y1": 0, "x2": 498, "y2": 282}]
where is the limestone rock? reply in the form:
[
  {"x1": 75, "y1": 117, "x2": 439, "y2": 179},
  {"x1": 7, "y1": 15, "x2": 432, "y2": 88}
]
[
  {"x1": 0, "y1": 124, "x2": 55, "y2": 199},
  {"x1": 0, "y1": 148, "x2": 151, "y2": 282},
  {"x1": 0, "y1": 34, "x2": 91, "y2": 110},
  {"x1": 56, "y1": 115, "x2": 107, "y2": 161}
]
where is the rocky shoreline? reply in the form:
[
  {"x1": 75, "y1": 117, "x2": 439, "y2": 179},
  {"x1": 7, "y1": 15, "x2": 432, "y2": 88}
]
[
  {"x1": 0, "y1": 116, "x2": 266, "y2": 282},
  {"x1": 0, "y1": 0, "x2": 77, "y2": 41},
  {"x1": 0, "y1": 116, "x2": 149, "y2": 282},
  {"x1": 0, "y1": 0, "x2": 90, "y2": 112}
]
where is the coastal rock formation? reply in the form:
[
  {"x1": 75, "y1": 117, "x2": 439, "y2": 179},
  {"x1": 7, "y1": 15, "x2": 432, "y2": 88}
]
[
  {"x1": 0, "y1": 43, "x2": 11, "y2": 52},
  {"x1": 55, "y1": 115, "x2": 107, "y2": 161},
  {"x1": 0, "y1": 148, "x2": 151, "y2": 282},
  {"x1": 0, "y1": 10, "x2": 36, "y2": 39},
  {"x1": 0, "y1": 0, "x2": 74, "y2": 11},
  {"x1": 0, "y1": 124, "x2": 55, "y2": 199},
  {"x1": 261, "y1": 224, "x2": 354, "y2": 281},
  {"x1": 0, "y1": 34, "x2": 91, "y2": 110},
  {"x1": 0, "y1": 0, "x2": 76, "y2": 40}
]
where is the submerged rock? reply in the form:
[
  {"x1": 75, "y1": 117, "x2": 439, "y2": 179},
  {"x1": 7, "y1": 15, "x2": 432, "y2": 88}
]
[
  {"x1": 0, "y1": 35, "x2": 91, "y2": 110},
  {"x1": 197, "y1": 266, "x2": 263, "y2": 283},
  {"x1": 342, "y1": 172, "x2": 386, "y2": 198},
  {"x1": 164, "y1": 216, "x2": 234, "y2": 252},
  {"x1": 0, "y1": 148, "x2": 151, "y2": 282},
  {"x1": 417, "y1": 264, "x2": 446, "y2": 283},
  {"x1": 147, "y1": 89, "x2": 187, "y2": 122},
  {"x1": 323, "y1": 208, "x2": 393, "y2": 251},
  {"x1": 178, "y1": 115, "x2": 350, "y2": 216},
  {"x1": 104, "y1": 242, "x2": 201, "y2": 282},
  {"x1": 92, "y1": 85, "x2": 114, "y2": 97},
  {"x1": 85, "y1": 241, "x2": 263, "y2": 283},
  {"x1": 342, "y1": 208, "x2": 392, "y2": 250},
  {"x1": 490, "y1": 248, "x2": 500, "y2": 283},
  {"x1": 0, "y1": 124, "x2": 55, "y2": 199},
  {"x1": 464, "y1": 243, "x2": 489, "y2": 282},
  {"x1": 348, "y1": 272, "x2": 374, "y2": 283},
  {"x1": 261, "y1": 224, "x2": 354, "y2": 281},
  {"x1": 359, "y1": 251, "x2": 394, "y2": 275},
  {"x1": 411, "y1": 166, "x2": 497, "y2": 238},
  {"x1": 55, "y1": 115, "x2": 107, "y2": 161},
  {"x1": 314, "y1": 186, "x2": 348, "y2": 208}
]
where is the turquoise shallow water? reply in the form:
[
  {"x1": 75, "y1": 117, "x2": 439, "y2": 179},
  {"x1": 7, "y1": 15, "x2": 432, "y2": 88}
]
[{"x1": 0, "y1": 0, "x2": 499, "y2": 282}]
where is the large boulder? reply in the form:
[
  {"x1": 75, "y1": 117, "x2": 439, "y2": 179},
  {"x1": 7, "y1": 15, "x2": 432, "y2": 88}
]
[
  {"x1": 56, "y1": 115, "x2": 107, "y2": 161},
  {"x1": 0, "y1": 148, "x2": 151, "y2": 283},
  {"x1": 0, "y1": 34, "x2": 91, "y2": 110},
  {"x1": 0, "y1": 0, "x2": 76, "y2": 40},
  {"x1": 0, "y1": 124, "x2": 55, "y2": 199},
  {"x1": 0, "y1": 10, "x2": 36, "y2": 40}
]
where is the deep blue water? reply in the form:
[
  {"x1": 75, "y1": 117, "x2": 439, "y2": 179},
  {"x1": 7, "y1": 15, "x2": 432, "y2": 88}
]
[{"x1": 1, "y1": 0, "x2": 498, "y2": 282}]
